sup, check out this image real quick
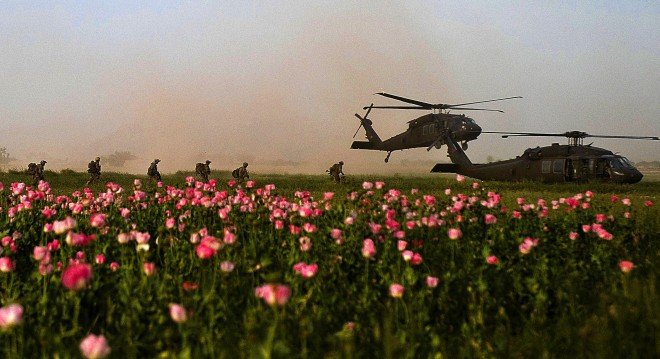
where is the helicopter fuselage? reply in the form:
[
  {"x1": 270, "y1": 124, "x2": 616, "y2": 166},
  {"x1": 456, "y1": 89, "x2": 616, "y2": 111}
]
[
  {"x1": 352, "y1": 113, "x2": 482, "y2": 151},
  {"x1": 434, "y1": 138, "x2": 644, "y2": 184}
]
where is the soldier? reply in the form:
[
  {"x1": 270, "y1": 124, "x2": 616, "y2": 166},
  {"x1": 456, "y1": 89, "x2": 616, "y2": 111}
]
[
  {"x1": 26, "y1": 160, "x2": 47, "y2": 185},
  {"x1": 147, "y1": 159, "x2": 162, "y2": 182},
  {"x1": 195, "y1": 160, "x2": 212, "y2": 182},
  {"x1": 86, "y1": 157, "x2": 101, "y2": 186},
  {"x1": 232, "y1": 162, "x2": 250, "y2": 182},
  {"x1": 36, "y1": 160, "x2": 47, "y2": 183},
  {"x1": 327, "y1": 161, "x2": 345, "y2": 183}
]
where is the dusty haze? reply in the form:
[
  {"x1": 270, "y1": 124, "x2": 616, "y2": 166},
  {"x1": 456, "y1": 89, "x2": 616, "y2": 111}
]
[{"x1": 1, "y1": 2, "x2": 658, "y2": 174}]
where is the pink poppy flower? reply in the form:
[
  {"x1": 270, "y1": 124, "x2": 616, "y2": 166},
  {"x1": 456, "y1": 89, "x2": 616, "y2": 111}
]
[
  {"x1": 518, "y1": 237, "x2": 539, "y2": 255},
  {"x1": 0, "y1": 257, "x2": 15, "y2": 273},
  {"x1": 255, "y1": 284, "x2": 291, "y2": 306},
  {"x1": 299, "y1": 236, "x2": 312, "y2": 252},
  {"x1": 569, "y1": 232, "x2": 579, "y2": 240},
  {"x1": 79, "y1": 334, "x2": 111, "y2": 359},
  {"x1": 89, "y1": 213, "x2": 106, "y2": 228},
  {"x1": 486, "y1": 255, "x2": 499, "y2": 265},
  {"x1": 397, "y1": 240, "x2": 407, "y2": 251},
  {"x1": 220, "y1": 261, "x2": 235, "y2": 272},
  {"x1": 362, "y1": 182, "x2": 373, "y2": 190},
  {"x1": 169, "y1": 303, "x2": 188, "y2": 323},
  {"x1": 426, "y1": 276, "x2": 439, "y2": 288},
  {"x1": 618, "y1": 260, "x2": 634, "y2": 273},
  {"x1": 143, "y1": 262, "x2": 156, "y2": 276},
  {"x1": 61, "y1": 263, "x2": 92, "y2": 290},
  {"x1": 0, "y1": 304, "x2": 23, "y2": 330},
  {"x1": 410, "y1": 253, "x2": 423, "y2": 265},
  {"x1": 196, "y1": 244, "x2": 216, "y2": 259},
  {"x1": 95, "y1": 254, "x2": 105, "y2": 265},
  {"x1": 448, "y1": 228, "x2": 462, "y2": 240},
  {"x1": 484, "y1": 214, "x2": 497, "y2": 224},
  {"x1": 389, "y1": 283, "x2": 404, "y2": 298},
  {"x1": 33, "y1": 246, "x2": 49, "y2": 261},
  {"x1": 362, "y1": 239, "x2": 376, "y2": 258},
  {"x1": 402, "y1": 250, "x2": 413, "y2": 262},
  {"x1": 109, "y1": 262, "x2": 120, "y2": 272}
]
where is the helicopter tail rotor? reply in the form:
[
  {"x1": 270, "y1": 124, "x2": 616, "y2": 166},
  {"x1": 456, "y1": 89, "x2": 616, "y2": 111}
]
[{"x1": 353, "y1": 104, "x2": 373, "y2": 138}]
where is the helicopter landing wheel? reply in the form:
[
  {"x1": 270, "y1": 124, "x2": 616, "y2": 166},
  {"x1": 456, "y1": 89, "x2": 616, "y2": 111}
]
[
  {"x1": 385, "y1": 151, "x2": 392, "y2": 163},
  {"x1": 461, "y1": 142, "x2": 468, "y2": 150}
]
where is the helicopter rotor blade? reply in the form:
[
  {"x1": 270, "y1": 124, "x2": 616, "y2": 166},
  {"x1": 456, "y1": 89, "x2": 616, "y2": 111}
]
[
  {"x1": 353, "y1": 105, "x2": 375, "y2": 138},
  {"x1": 364, "y1": 105, "x2": 430, "y2": 110},
  {"x1": 364, "y1": 103, "x2": 374, "y2": 119},
  {"x1": 446, "y1": 96, "x2": 522, "y2": 108},
  {"x1": 445, "y1": 107, "x2": 504, "y2": 112},
  {"x1": 480, "y1": 131, "x2": 565, "y2": 138},
  {"x1": 375, "y1": 93, "x2": 434, "y2": 108},
  {"x1": 352, "y1": 123, "x2": 363, "y2": 138},
  {"x1": 481, "y1": 131, "x2": 660, "y2": 140},
  {"x1": 584, "y1": 134, "x2": 660, "y2": 140}
]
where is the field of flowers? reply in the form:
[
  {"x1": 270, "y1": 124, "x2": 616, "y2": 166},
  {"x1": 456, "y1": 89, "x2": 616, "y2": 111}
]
[{"x1": 0, "y1": 171, "x2": 657, "y2": 358}]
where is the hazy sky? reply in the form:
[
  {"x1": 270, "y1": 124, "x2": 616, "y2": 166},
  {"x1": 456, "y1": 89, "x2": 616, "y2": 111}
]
[{"x1": 1, "y1": 1, "x2": 658, "y2": 173}]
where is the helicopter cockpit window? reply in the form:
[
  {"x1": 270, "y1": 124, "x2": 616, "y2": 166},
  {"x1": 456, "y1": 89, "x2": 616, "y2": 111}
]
[
  {"x1": 422, "y1": 125, "x2": 428, "y2": 135},
  {"x1": 609, "y1": 157, "x2": 632, "y2": 169},
  {"x1": 429, "y1": 124, "x2": 435, "y2": 134},
  {"x1": 553, "y1": 159, "x2": 564, "y2": 173},
  {"x1": 542, "y1": 161, "x2": 551, "y2": 174},
  {"x1": 619, "y1": 157, "x2": 634, "y2": 168}
]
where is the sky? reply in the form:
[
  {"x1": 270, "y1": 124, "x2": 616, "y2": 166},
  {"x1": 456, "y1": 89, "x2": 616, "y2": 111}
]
[{"x1": 1, "y1": 1, "x2": 658, "y2": 174}]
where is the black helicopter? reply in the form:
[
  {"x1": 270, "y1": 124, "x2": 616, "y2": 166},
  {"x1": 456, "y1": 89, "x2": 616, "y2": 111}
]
[
  {"x1": 431, "y1": 130, "x2": 659, "y2": 183},
  {"x1": 350, "y1": 93, "x2": 521, "y2": 162}
]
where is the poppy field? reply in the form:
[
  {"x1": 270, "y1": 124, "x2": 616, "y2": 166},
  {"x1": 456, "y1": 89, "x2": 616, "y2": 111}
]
[{"x1": 0, "y1": 171, "x2": 657, "y2": 358}]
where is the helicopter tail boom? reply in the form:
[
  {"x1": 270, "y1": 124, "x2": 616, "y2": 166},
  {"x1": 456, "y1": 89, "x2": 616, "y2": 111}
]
[
  {"x1": 430, "y1": 163, "x2": 459, "y2": 173},
  {"x1": 350, "y1": 141, "x2": 378, "y2": 150}
]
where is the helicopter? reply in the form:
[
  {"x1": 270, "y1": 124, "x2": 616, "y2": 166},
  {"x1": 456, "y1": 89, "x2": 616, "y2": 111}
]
[
  {"x1": 350, "y1": 93, "x2": 522, "y2": 162},
  {"x1": 431, "y1": 130, "x2": 659, "y2": 183}
]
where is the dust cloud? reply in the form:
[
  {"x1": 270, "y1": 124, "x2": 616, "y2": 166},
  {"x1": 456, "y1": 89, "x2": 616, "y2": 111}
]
[{"x1": 1, "y1": 2, "x2": 658, "y2": 174}]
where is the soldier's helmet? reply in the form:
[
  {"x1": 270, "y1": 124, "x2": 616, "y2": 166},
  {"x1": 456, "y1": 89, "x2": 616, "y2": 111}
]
[
  {"x1": 206, "y1": 160, "x2": 211, "y2": 164},
  {"x1": 243, "y1": 162, "x2": 248, "y2": 167},
  {"x1": 40, "y1": 160, "x2": 47, "y2": 164},
  {"x1": 154, "y1": 159, "x2": 160, "y2": 163},
  {"x1": 95, "y1": 157, "x2": 100, "y2": 161},
  {"x1": 339, "y1": 161, "x2": 344, "y2": 165}
]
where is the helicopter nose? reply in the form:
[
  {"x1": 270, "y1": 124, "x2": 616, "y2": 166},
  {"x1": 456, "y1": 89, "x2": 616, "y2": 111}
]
[{"x1": 468, "y1": 123, "x2": 482, "y2": 140}]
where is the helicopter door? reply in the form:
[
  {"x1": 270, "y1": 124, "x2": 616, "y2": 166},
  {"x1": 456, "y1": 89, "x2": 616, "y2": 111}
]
[
  {"x1": 553, "y1": 159, "x2": 564, "y2": 181},
  {"x1": 565, "y1": 159, "x2": 574, "y2": 181}
]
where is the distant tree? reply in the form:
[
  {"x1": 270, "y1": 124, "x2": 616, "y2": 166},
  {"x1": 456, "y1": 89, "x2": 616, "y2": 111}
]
[
  {"x1": 0, "y1": 147, "x2": 16, "y2": 167},
  {"x1": 105, "y1": 151, "x2": 137, "y2": 168}
]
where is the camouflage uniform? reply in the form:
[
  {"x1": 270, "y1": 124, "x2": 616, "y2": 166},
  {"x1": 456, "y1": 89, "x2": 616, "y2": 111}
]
[
  {"x1": 232, "y1": 162, "x2": 250, "y2": 182},
  {"x1": 36, "y1": 160, "x2": 46, "y2": 183},
  {"x1": 27, "y1": 160, "x2": 46, "y2": 185},
  {"x1": 86, "y1": 157, "x2": 101, "y2": 185},
  {"x1": 328, "y1": 161, "x2": 344, "y2": 183},
  {"x1": 147, "y1": 159, "x2": 162, "y2": 182},
  {"x1": 195, "y1": 160, "x2": 212, "y2": 182}
]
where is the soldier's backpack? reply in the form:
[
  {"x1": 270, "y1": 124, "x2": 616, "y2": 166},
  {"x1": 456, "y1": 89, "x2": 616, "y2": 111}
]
[
  {"x1": 231, "y1": 168, "x2": 240, "y2": 179},
  {"x1": 195, "y1": 163, "x2": 205, "y2": 174},
  {"x1": 87, "y1": 161, "x2": 97, "y2": 173},
  {"x1": 27, "y1": 163, "x2": 38, "y2": 175}
]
